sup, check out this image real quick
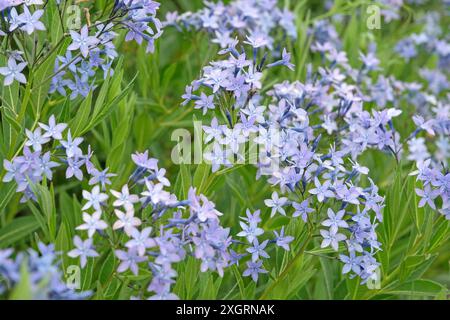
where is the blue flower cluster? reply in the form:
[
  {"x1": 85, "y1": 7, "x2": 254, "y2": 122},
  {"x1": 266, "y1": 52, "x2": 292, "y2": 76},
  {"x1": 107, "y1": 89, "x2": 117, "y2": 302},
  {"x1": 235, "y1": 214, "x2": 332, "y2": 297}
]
[
  {"x1": 1, "y1": 0, "x2": 448, "y2": 300},
  {"x1": 176, "y1": 0, "x2": 449, "y2": 284},
  {"x1": 2, "y1": 115, "x2": 109, "y2": 202},
  {"x1": 395, "y1": 11, "x2": 449, "y2": 71},
  {"x1": 164, "y1": 0, "x2": 296, "y2": 49},
  {"x1": 0, "y1": 1, "x2": 162, "y2": 97},
  {"x1": 0, "y1": 243, "x2": 90, "y2": 299},
  {"x1": 68, "y1": 150, "x2": 234, "y2": 300},
  {"x1": 407, "y1": 93, "x2": 449, "y2": 219},
  {"x1": 51, "y1": 0, "x2": 163, "y2": 99},
  {"x1": 0, "y1": 1, "x2": 45, "y2": 85},
  {"x1": 179, "y1": 31, "x2": 388, "y2": 283}
]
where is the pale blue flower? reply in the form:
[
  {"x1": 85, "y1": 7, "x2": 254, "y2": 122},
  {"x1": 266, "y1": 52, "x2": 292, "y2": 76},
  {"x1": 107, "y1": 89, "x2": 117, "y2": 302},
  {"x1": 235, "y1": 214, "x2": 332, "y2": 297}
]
[
  {"x1": 68, "y1": 236, "x2": 99, "y2": 268},
  {"x1": 82, "y1": 185, "x2": 108, "y2": 211},
  {"x1": 18, "y1": 6, "x2": 45, "y2": 35},
  {"x1": 125, "y1": 227, "x2": 156, "y2": 256},
  {"x1": 38, "y1": 115, "x2": 67, "y2": 140},
  {"x1": 321, "y1": 208, "x2": 349, "y2": 233},
  {"x1": 243, "y1": 260, "x2": 268, "y2": 282},
  {"x1": 273, "y1": 227, "x2": 294, "y2": 251},
  {"x1": 247, "y1": 239, "x2": 269, "y2": 262},
  {"x1": 68, "y1": 25, "x2": 100, "y2": 58},
  {"x1": 115, "y1": 248, "x2": 147, "y2": 276},
  {"x1": 24, "y1": 128, "x2": 49, "y2": 151},
  {"x1": 76, "y1": 211, "x2": 108, "y2": 238},
  {"x1": 264, "y1": 191, "x2": 288, "y2": 217},
  {"x1": 0, "y1": 57, "x2": 27, "y2": 86},
  {"x1": 320, "y1": 229, "x2": 346, "y2": 251},
  {"x1": 292, "y1": 199, "x2": 314, "y2": 222}
]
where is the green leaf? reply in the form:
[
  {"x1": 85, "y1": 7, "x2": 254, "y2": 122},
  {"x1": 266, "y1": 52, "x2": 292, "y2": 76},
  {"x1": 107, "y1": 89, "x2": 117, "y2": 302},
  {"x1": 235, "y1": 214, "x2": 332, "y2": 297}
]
[
  {"x1": 29, "y1": 183, "x2": 57, "y2": 241},
  {"x1": 30, "y1": 48, "x2": 60, "y2": 115},
  {"x1": 27, "y1": 202, "x2": 51, "y2": 241},
  {"x1": 0, "y1": 182, "x2": 16, "y2": 217},
  {"x1": 0, "y1": 216, "x2": 39, "y2": 248},
  {"x1": 428, "y1": 219, "x2": 449, "y2": 252},
  {"x1": 9, "y1": 261, "x2": 32, "y2": 300},
  {"x1": 384, "y1": 279, "x2": 447, "y2": 297},
  {"x1": 174, "y1": 162, "x2": 191, "y2": 199},
  {"x1": 98, "y1": 251, "x2": 116, "y2": 284},
  {"x1": 193, "y1": 163, "x2": 211, "y2": 193},
  {"x1": 70, "y1": 91, "x2": 93, "y2": 137}
]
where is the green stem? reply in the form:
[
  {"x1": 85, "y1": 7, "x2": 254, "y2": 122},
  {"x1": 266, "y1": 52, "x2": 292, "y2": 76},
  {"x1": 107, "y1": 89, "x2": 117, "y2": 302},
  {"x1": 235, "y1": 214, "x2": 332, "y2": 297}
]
[{"x1": 259, "y1": 231, "x2": 313, "y2": 299}]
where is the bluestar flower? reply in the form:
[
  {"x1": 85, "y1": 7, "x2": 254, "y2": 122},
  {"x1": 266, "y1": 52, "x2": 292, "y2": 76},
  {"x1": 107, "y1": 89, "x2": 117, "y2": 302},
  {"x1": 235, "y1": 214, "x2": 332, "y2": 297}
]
[
  {"x1": 111, "y1": 185, "x2": 140, "y2": 210},
  {"x1": 82, "y1": 185, "x2": 108, "y2": 211},
  {"x1": 339, "y1": 252, "x2": 362, "y2": 275},
  {"x1": 204, "y1": 143, "x2": 232, "y2": 173},
  {"x1": 126, "y1": 227, "x2": 156, "y2": 256},
  {"x1": 264, "y1": 191, "x2": 288, "y2": 217},
  {"x1": 65, "y1": 157, "x2": 84, "y2": 181},
  {"x1": 195, "y1": 92, "x2": 216, "y2": 115},
  {"x1": 113, "y1": 209, "x2": 142, "y2": 236},
  {"x1": 154, "y1": 167, "x2": 171, "y2": 187},
  {"x1": 267, "y1": 48, "x2": 295, "y2": 70},
  {"x1": 2, "y1": 115, "x2": 98, "y2": 202},
  {"x1": 88, "y1": 167, "x2": 116, "y2": 189},
  {"x1": 2, "y1": 159, "x2": 18, "y2": 183},
  {"x1": 320, "y1": 229, "x2": 347, "y2": 251},
  {"x1": 309, "y1": 178, "x2": 335, "y2": 202},
  {"x1": 38, "y1": 115, "x2": 67, "y2": 140},
  {"x1": 141, "y1": 181, "x2": 170, "y2": 206},
  {"x1": 0, "y1": 57, "x2": 27, "y2": 86},
  {"x1": 68, "y1": 26, "x2": 100, "y2": 58},
  {"x1": 237, "y1": 220, "x2": 264, "y2": 244},
  {"x1": 292, "y1": 199, "x2": 315, "y2": 222},
  {"x1": 220, "y1": 127, "x2": 246, "y2": 154},
  {"x1": 17, "y1": 6, "x2": 45, "y2": 35},
  {"x1": 321, "y1": 208, "x2": 349, "y2": 233},
  {"x1": 60, "y1": 130, "x2": 83, "y2": 158},
  {"x1": 0, "y1": 0, "x2": 22, "y2": 12},
  {"x1": 132, "y1": 150, "x2": 158, "y2": 170},
  {"x1": 68, "y1": 236, "x2": 99, "y2": 268},
  {"x1": 195, "y1": 194, "x2": 223, "y2": 222},
  {"x1": 273, "y1": 227, "x2": 294, "y2": 251},
  {"x1": 76, "y1": 211, "x2": 108, "y2": 238},
  {"x1": 35, "y1": 151, "x2": 59, "y2": 180},
  {"x1": 415, "y1": 186, "x2": 440, "y2": 210},
  {"x1": 24, "y1": 128, "x2": 49, "y2": 151},
  {"x1": 243, "y1": 260, "x2": 268, "y2": 282},
  {"x1": 247, "y1": 239, "x2": 270, "y2": 262},
  {"x1": 1, "y1": 243, "x2": 90, "y2": 299},
  {"x1": 115, "y1": 248, "x2": 148, "y2": 276},
  {"x1": 243, "y1": 209, "x2": 262, "y2": 224}
]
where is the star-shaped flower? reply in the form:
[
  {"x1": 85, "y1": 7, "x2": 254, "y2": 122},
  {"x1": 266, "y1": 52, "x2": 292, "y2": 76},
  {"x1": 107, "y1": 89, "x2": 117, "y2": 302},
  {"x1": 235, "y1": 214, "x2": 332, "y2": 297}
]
[
  {"x1": 82, "y1": 185, "x2": 108, "y2": 211},
  {"x1": 76, "y1": 211, "x2": 108, "y2": 238},
  {"x1": 68, "y1": 236, "x2": 99, "y2": 268},
  {"x1": 68, "y1": 25, "x2": 100, "y2": 58},
  {"x1": 0, "y1": 57, "x2": 27, "y2": 86}
]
